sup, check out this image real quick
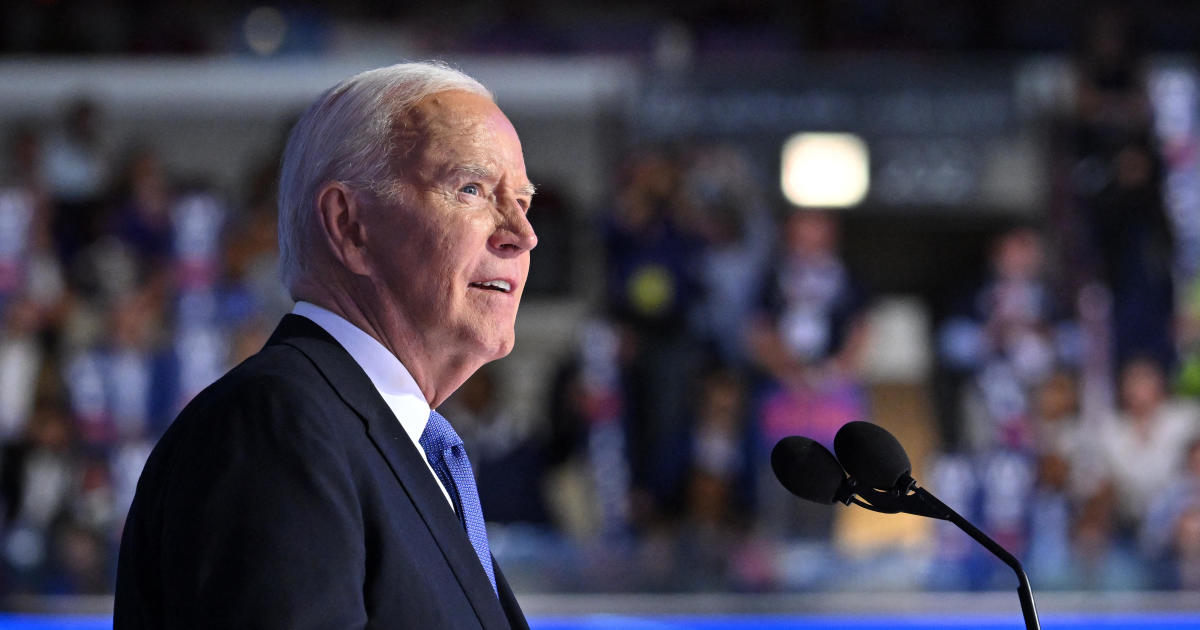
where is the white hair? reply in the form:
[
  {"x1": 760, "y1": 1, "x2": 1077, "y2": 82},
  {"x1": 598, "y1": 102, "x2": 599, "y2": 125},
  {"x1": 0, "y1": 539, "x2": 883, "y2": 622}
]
[{"x1": 276, "y1": 61, "x2": 492, "y2": 294}]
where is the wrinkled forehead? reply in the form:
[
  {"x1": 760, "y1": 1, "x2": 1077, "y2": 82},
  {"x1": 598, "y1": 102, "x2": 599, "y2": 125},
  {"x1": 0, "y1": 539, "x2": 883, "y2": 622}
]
[{"x1": 391, "y1": 90, "x2": 522, "y2": 167}]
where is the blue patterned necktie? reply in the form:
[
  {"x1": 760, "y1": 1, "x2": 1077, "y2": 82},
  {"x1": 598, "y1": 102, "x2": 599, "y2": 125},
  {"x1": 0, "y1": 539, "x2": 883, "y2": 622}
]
[{"x1": 419, "y1": 409, "x2": 497, "y2": 595}]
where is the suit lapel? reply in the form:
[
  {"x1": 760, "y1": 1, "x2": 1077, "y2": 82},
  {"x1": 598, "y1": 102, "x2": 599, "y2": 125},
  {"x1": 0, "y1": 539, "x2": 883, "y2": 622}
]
[
  {"x1": 267, "y1": 315, "x2": 511, "y2": 629},
  {"x1": 495, "y1": 561, "x2": 529, "y2": 630}
]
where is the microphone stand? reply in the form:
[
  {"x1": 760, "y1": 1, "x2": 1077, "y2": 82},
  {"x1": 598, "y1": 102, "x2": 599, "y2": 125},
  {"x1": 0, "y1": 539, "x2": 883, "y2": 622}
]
[{"x1": 841, "y1": 478, "x2": 1041, "y2": 630}]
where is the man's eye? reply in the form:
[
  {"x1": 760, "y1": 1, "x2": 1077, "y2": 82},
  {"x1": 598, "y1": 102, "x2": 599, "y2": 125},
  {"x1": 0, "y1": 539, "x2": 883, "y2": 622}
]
[{"x1": 460, "y1": 184, "x2": 481, "y2": 196}]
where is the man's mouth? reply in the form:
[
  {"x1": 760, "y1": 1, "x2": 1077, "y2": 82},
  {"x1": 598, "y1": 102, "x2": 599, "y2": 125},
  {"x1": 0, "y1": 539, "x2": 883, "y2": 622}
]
[{"x1": 469, "y1": 280, "x2": 512, "y2": 293}]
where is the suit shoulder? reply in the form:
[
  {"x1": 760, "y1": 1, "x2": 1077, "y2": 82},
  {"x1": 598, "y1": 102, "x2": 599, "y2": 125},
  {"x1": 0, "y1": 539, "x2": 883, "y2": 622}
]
[
  {"x1": 214, "y1": 341, "x2": 324, "y2": 395},
  {"x1": 189, "y1": 343, "x2": 326, "y2": 415},
  {"x1": 159, "y1": 343, "x2": 354, "y2": 455}
]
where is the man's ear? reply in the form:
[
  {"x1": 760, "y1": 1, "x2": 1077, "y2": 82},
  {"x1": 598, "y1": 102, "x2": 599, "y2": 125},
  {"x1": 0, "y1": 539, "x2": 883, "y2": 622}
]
[{"x1": 314, "y1": 181, "x2": 372, "y2": 276}]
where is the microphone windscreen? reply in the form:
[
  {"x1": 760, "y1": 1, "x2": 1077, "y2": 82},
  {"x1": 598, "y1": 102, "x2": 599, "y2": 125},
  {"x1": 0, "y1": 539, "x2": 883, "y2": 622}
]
[
  {"x1": 771, "y1": 436, "x2": 846, "y2": 505},
  {"x1": 833, "y1": 421, "x2": 912, "y2": 490}
]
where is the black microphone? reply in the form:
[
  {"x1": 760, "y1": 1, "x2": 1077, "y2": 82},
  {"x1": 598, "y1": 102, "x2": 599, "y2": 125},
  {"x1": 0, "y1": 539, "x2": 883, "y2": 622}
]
[
  {"x1": 833, "y1": 420, "x2": 913, "y2": 491},
  {"x1": 770, "y1": 436, "x2": 852, "y2": 505},
  {"x1": 829, "y1": 421, "x2": 1041, "y2": 630}
]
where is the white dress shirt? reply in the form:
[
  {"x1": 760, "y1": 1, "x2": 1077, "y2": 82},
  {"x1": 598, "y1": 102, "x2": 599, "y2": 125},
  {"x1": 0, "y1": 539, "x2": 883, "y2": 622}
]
[
  {"x1": 292, "y1": 301, "x2": 454, "y2": 509},
  {"x1": 1097, "y1": 399, "x2": 1200, "y2": 523}
]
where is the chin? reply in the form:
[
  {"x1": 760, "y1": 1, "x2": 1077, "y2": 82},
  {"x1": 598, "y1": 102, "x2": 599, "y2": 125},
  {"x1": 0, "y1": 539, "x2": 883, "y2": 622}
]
[
  {"x1": 485, "y1": 335, "x2": 516, "y2": 361},
  {"x1": 468, "y1": 327, "x2": 516, "y2": 364}
]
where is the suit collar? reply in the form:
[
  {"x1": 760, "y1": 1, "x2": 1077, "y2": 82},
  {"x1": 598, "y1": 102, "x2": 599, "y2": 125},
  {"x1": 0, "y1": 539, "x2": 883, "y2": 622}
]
[
  {"x1": 267, "y1": 314, "x2": 513, "y2": 628},
  {"x1": 290, "y1": 302, "x2": 431, "y2": 448}
]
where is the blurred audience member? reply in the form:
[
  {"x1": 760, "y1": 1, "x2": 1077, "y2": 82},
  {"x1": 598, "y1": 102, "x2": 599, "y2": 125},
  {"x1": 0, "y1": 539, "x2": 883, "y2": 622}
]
[
  {"x1": 938, "y1": 227, "x2": 1079, "y2": 452},
  {"x1": 0, "y1": 391, "x2": 79, "y2": 592},
  {"x1": 40, "y1": 100, "x2": 108, "y2": 205},
  {"x1": 1027, "y1": 369, "x2": 1087, "y2": 587},
  {"x1": 1031, "y1": 370, "x2": 1089, "y2": 492},
  {"x1": 1068, "y1": 8, "x2": 1176, "y2": 372},
  {"x1": 0, "y1": 299, "x2": 48, "y2": 443},
  {"x1": 64, "y1": 288, "x2": 172, "y2": 448},
  {"x1": 110, "y1": 149, "x2": 173, "y2": 270},
  {"x1": 224, "y1": 157, "x2": 290, "y2": 320},
  {"x1": 41, "y1": 99, "x2": 111, "y2": 266},
  {"x1": 168, "y1": 191, "x2": 230, "y2": 407},
  {"x1": 1142, "y1": 437, "x2": 1200, "y2": 588},
  {"x1": 1173, "y1": 507, "x2": 1200, "y2": 589},
  {"x1": 685, "y1": 366, "x2": 749, "y2": 533},
  {"x1": 1095, "y1": 357, "x2": 1199, "y2": 535},
  {"x1": 750, "y1": 210, "x2": 868, "y2": 445},
  {"x1": 604, "y1": 149, "x2": 703, "y2": 522},
  {"x1": 48, "y1": 516, "x2": 110, "y2": 594},
  {"x1": 676, "y1": 366, "x2": 750, "y2": 586},
  {"x1": 1087, "y1": 138, "x2": 1176, "y2": 371},
  {"x1": 749, "y1": 209, "x2": 868, "y2": 538},
  {"x1": 0, "y1": 183, "x2": 65, "y2": 445},
  {"x1": 683, "y1": 146, "x2": 774, "y2": 367},
  {"x1": 543, "y1": 320, "x2": 630, "y2": 541},
  {"x1": 217, "y1": 158, "x2": 290, "y2": 365}
]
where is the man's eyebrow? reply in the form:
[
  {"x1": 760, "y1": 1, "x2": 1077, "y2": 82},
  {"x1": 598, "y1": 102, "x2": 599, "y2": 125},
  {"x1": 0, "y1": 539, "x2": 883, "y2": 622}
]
[
  {"x1": 518, "y1": 182, "x2": 537, "y2": 198},
  {"x1": 452, "y1": 164, "x2": 494, "y2": 180}
]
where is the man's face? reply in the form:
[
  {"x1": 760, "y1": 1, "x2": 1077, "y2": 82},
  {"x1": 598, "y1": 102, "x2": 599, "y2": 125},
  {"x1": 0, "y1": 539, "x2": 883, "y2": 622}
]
[{"x1": 362, "y1": 90, "x2": 537, "y2": 366}]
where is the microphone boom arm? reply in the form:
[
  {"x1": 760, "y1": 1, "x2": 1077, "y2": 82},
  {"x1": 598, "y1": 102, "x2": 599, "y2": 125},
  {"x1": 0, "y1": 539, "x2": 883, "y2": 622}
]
[
  {"x1": 844, "y1": 482, "x2": 946, "y2": 520},
  {"x1": 847, "y1": 479, "x2": 1040, "y2": 630}
]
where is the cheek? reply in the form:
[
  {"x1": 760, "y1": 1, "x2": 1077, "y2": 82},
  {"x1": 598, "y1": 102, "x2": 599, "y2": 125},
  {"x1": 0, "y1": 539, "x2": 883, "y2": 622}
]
[
  {"x1": 448, "y1": 218, "x2": 497, "y2": 259},
  {"x1": 438, "y1": 234, "x2": 483, "y2": 275},
  {"x1": 408, "y1": 213, "x2": 471, "y2": 266}
]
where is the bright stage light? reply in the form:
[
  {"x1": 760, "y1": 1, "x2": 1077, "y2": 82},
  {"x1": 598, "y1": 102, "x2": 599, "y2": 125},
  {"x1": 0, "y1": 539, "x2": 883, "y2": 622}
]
[{"x1": 780, "y1": 132, "x2": 870, "y2": 208}]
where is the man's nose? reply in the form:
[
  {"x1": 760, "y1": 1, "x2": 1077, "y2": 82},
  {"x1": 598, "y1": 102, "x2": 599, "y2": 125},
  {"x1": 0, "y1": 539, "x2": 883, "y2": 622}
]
[{"x1": 490, "y1": 202, "x2": 537, "y2": 254}]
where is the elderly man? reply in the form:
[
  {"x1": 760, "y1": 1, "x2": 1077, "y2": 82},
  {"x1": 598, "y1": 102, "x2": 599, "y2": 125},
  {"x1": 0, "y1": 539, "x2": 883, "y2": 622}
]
[{"x1": 114, "y1": 62, "x2": 537, "y2": 629}]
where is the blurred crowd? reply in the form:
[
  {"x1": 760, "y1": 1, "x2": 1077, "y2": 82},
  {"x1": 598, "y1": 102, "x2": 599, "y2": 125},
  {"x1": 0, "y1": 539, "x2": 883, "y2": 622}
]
[
  {"x1": 918, "y1": 8, "x2": 1200, "y2": 591},
  {"x1": 0, "y1": 100, "x2": 288, "y2": 595},
  {"x1": 477, "y1": 8, "x2": 1200, "y2": 595},
  {"x1": 511, "y1": 140, "x2": 1199, "y2": 593},
  {"x1": 2, "y1": 5, "x2": 1200, "y2": 601}
]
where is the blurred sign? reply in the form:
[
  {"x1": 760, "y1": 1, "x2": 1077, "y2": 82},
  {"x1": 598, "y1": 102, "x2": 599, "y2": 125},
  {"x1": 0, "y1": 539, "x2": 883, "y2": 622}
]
[
  {"x1": 633, "y1": 60, "x2": 1043, "y2": 213},
  {"x1": 638, "y1": 89, "x2": 1010, "y2": 136}
]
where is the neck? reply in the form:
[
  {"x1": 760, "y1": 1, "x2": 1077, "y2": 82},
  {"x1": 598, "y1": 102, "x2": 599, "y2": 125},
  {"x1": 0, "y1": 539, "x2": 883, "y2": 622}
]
[
  {"x1": 1129, "y1": 405, "x2": 1156, "y2": 424},
  {"x1": 296, "y1": 281, "x2": 478, "y2": 409}
]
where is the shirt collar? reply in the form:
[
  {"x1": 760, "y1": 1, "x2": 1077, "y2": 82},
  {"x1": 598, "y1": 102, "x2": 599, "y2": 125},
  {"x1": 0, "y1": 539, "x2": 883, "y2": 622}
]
[{"x1": 292, "y1": 301, "x2": 431, "y2": 445}]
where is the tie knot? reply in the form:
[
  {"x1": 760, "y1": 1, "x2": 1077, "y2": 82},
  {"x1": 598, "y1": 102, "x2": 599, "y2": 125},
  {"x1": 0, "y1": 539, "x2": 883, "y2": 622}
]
[{"x1": 420, "y1": 409, "x2": 463, "y2": 455}]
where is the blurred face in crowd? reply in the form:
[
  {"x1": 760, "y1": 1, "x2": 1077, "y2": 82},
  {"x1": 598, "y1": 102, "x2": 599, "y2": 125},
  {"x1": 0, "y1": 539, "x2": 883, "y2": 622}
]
[
  {"x1": 617, "y1": 153, "x2": 677, "y2": 229},
  {"x1": 1120, "y1": 358, "x2": 1166, "y2": 418},
  {"x1": 992, "y1": 228, "x2": 1042, "y2": 282},
  {"x1": 1035, "y1": 370, "x2": 1078, "y2": 422},
  {"x1": 360, "y1": 90, "x2": 537, "y2": 371},
  {"x1": 785, "y1": 210, "x2": 837, "y2": 259}
]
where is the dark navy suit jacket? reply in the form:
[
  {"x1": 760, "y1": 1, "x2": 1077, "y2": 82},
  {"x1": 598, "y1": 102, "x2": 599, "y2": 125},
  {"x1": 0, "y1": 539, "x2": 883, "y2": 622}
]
[{"x1": 115, "y1": 314, "x2": 528, "y2": 629}]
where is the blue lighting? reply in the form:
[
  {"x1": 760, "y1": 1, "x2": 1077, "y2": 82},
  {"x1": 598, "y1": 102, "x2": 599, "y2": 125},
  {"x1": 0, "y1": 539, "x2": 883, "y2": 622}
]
[{"x1": 4, "y1": 614, "x2": 1200, "y2": 629}]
